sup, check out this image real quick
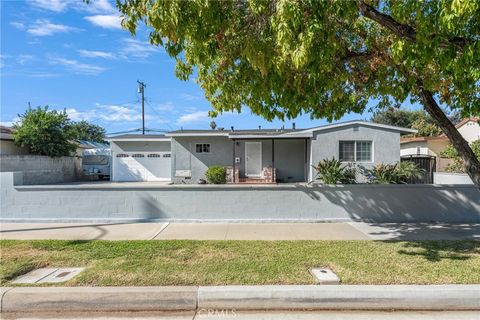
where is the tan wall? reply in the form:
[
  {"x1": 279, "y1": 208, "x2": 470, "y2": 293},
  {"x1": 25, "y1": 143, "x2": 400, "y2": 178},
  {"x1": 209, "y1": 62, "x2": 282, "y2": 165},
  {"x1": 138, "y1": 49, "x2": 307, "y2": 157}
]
[
  {"x1": 0, "y1": 140, "x2": 30, "y2": 155},
  {"x1": 427, "y1": 139, "x2": 449, "y2": 157}
]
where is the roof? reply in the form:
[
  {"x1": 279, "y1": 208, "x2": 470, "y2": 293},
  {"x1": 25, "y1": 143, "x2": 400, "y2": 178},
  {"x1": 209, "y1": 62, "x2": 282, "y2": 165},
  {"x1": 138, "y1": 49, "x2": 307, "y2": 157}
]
[
  {"x1": 0, "y1": 126, "x2": 14, "y2": 140},
  {"x1": 284, "y1": 120, "x2": 417, "y2": 135},
  {"x1": 77, "y1": 140, "x2": 110, "y2": 149},
  {"x1": 455, "y1": 117, "x2": 479, "y2": 129},
  {"x1": 166, "y1": 120, "x2": 416, "y2": 139},
  {"x1": 400, "y1": 136, "x2": 448, "y2": 144},
  {"x1": 106, "y1": 134, "x2": 170, "y2": 142}
]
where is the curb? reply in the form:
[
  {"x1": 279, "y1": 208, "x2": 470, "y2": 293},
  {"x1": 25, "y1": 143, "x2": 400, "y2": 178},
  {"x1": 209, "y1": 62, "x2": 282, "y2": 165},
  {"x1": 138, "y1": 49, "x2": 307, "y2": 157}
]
[
  {"x1": 1, "y1": 287, "x2": 197, "y2": 313},
  {"x1": 1, "y1": 285, "x2": 479, "y2": 313}
]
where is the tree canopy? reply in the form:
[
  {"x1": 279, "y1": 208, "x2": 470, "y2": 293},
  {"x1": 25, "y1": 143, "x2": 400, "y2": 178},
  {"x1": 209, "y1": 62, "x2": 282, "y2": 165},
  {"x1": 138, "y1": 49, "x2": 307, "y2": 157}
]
[
  {"x1": 13, "y1": 107, "x2": 77, "y2": 157},
  {"x1": 116, "y1": 0, "x2": 480, "y2": 185},
  {"x1": 69, "y1": 120, "x2": 106, "y2": 143},
  {"x1": 372, "y1": 108, "x2": 443, "y2": 137},
  {"x1": 119, "y1": 0, "x2": 479, "y2": 118}
]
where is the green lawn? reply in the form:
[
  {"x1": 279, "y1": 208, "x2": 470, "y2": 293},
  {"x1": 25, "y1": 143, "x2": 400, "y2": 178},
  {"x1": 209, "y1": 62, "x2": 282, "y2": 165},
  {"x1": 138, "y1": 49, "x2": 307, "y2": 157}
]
[{"x1": 1, "y1": 240, "x2": 479, "y2": 286}]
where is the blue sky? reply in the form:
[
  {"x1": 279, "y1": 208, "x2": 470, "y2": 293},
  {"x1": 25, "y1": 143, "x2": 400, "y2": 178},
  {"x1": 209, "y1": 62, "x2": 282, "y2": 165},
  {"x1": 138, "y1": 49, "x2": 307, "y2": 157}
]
[{"x1": 1, "y1": 0, "x2": 412, "y2": 134}]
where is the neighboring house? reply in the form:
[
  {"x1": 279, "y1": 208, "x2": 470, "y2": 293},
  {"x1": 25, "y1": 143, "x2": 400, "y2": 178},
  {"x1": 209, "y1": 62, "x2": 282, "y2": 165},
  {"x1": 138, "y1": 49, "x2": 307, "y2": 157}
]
[
  {"x1": 0, "y1": 126, "x2": 30, "y2": 155},
  {"x1": 455, "y1": 117, "x2": 480, "y2": 143},
  {"x1": 400, "y1": 136, "x2": 449, "y2": 158},
  {"x1": 400, "y1": 117, "x2": 479, "y2": 157},
  {"x1": 108, "y1": 120, "x2": 414, "y2": 183}
]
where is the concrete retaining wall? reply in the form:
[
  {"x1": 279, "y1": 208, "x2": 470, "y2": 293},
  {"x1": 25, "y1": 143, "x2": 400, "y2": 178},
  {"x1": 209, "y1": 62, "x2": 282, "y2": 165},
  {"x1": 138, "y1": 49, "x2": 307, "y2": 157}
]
[
  {"x1": 2, "y1": 172, "x2": 479, "y2": 223},
  {"x1": 0, "y1": 155, "x2": 84, "y2": 185},
  {"x1": 434, "y1": 172, "x2": 473, "y2": 185}
]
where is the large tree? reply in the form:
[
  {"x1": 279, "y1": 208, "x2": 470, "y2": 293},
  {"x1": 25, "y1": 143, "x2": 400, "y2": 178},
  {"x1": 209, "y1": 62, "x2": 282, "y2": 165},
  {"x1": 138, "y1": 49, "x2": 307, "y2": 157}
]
[
  {"x1": 116, "y1": 0, "x2": 480, "y2": 185},
  {"x1": 13, "y1": 107, "x2": 77, "y2": 157}
]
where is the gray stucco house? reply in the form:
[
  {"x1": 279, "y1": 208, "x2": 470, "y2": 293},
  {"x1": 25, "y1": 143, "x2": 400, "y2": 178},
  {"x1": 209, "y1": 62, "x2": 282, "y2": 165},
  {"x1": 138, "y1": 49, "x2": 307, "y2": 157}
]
[{"x1": 108, "y1": 120, "x2": 415, "y2": 183}]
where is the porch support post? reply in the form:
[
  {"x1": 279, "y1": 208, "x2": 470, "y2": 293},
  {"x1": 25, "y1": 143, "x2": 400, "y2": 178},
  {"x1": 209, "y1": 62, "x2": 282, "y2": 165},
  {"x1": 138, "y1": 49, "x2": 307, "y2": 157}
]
[
  {"x1": 304, "y1": 138, "x2": 308, "y2": 182},
  {"x1": 232, "y1": 139, "x2": 236, "y2": 183},
  {"x1": 271, "y1": 138, "x2": 275, "y2": 183}
]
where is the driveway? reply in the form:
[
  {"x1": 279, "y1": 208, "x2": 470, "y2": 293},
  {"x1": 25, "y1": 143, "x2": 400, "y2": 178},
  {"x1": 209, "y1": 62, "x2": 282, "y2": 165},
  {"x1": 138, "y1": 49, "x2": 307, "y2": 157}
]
[{"x1": 0, "y1": 222, "x2": 478, "y2": 241}]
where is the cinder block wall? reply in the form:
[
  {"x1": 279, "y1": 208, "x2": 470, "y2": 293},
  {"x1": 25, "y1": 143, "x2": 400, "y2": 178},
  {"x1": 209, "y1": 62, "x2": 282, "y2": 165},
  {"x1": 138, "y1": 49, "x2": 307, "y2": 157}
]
[
  {"x1": 0, "y1": 155, "x2": 85, "y2": 185},
  {"x1": 2, "y1": 172, "x2": 479, "y2": 223}
]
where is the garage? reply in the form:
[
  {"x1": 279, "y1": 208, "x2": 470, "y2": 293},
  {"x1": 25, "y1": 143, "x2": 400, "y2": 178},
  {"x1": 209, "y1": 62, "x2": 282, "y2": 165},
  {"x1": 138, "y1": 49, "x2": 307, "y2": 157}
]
[{"x1": 108, "y1": 135, "x2": 172, "y2": 182}]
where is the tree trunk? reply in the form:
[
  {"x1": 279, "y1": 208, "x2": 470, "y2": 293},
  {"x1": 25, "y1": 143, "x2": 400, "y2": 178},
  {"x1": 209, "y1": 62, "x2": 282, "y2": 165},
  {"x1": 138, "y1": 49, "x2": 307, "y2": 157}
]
[{"x1": 417, "y1": 83, "x2": 480, "y2": 187}]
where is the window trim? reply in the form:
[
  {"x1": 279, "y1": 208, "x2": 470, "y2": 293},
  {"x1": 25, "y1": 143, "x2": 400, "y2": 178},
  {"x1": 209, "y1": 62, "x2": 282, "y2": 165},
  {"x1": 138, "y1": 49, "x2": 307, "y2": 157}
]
[
  {"x1": 339, "y1": 140, "x2": 373, "y2": 163},
  {"x1": 195, "y1": 143, "x2": 211, "y2": 154}
]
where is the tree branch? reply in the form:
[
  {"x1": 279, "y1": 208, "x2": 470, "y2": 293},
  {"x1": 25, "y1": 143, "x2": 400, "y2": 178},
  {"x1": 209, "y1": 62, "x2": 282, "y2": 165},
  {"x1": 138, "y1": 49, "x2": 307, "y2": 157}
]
[
  {"x1": 358, "y1": 1, "x2": 468, "y2": 49},
  {"x1": 340, "y1": 50, "x2": 374, "y2": 63},
  {"x1": 416, "y1": 79, "x2": 480, "y2": 186}
]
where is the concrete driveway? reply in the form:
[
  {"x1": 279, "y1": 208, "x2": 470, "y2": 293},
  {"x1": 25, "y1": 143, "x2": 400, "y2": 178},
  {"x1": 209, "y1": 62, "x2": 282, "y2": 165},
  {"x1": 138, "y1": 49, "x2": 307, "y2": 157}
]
[{"x1": 0, "y1": 222, "x2": 478, "y2": 240}]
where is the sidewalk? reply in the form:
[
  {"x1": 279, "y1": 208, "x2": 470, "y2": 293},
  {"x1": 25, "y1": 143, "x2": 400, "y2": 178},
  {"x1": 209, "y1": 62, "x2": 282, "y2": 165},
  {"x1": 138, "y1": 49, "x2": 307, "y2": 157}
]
[{"x1": 1, "y1": 222, "x2": 479, "y2": 241}]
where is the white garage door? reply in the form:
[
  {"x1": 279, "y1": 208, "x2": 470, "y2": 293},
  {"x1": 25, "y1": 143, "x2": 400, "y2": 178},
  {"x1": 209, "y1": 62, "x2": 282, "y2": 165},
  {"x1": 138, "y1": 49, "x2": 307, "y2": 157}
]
[{"x1": 113, "y1": 152, "x2": 171, "y2": 182}]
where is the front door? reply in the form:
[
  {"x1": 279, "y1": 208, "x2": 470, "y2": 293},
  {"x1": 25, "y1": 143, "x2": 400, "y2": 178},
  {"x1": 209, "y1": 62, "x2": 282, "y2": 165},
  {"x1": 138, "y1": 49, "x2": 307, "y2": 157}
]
[{"x1": 245, "y1": 142, "x2": 262, "y2": 177}]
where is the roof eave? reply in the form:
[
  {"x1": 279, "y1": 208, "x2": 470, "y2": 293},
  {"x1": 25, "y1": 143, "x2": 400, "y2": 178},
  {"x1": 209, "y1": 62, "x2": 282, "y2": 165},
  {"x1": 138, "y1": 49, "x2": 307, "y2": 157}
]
[
  {"x1": 107, "y1": 138, "x2": 171, "y2": 142},
  {"x1": 288, "y1": 121, "x2": 417, "y2": 134},
  {"x1": 165, "y1": 133, "x2": 229, "y2": 137}
]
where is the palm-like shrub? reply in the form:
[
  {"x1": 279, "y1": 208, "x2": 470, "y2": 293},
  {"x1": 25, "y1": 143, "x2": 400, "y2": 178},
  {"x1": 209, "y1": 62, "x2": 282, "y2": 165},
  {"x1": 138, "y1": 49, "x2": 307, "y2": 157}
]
[
  {"x1": 313, "y1": 158, "x2": 357, "y2": 184},
  {"x1": 361, "y1": 161, "x2": 424, "y2": 184}
]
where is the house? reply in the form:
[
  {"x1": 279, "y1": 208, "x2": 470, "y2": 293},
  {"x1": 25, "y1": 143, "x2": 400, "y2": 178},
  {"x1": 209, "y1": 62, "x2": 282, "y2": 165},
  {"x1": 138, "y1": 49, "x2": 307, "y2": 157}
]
[
  {"x1": 400, "y1": 117, "x2": 479, "y2": 158},
  {"x1": 0, "y1": 126, "x2": 30, "y2": 155},
  {"x1": 108, "y1": 120, "x2": 415, "y2": 183}
]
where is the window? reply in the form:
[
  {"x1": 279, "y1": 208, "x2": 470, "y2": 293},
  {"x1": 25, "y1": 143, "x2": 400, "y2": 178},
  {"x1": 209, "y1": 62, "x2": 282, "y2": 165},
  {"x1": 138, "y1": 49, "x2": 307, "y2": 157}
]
[
  {"x1": 339, "y1": 141, "x2": 372, "y2": 162},
  {"x1": 356, "y1": 141, "x2": 372, "y2": 162},
  {"x1": 339, "y1": 141, "x2": 355, "y2": 162},
  {"x1": 83, "y1": 155, "x2": 109, "y2": 165},
  {"x1": 131, "y1": 154, "x2": 144, "y2": 158},
  {"x1": 163, "y1": 154, "x2": 171, "y2": 158},
  {"x1": 116, "y1": 154, "x2": 129, "y2": 158},
  {"x1": 195, "y1": 143, "x2": 210, "y2": 153},
  {"x1": 147, "y1": 154, "x2": 161, "y2": 158}
]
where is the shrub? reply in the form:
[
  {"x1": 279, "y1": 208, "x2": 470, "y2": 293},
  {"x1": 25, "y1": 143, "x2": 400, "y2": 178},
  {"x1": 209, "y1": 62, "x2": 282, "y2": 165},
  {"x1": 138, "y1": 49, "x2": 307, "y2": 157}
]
[
  {"x1": 205, "y1": 165, "x2": 227, "y2": 184},
  {"x1": 360, "y1": 161, "x2": 424, "y2": 184},
  {"x1": 313, "y1": 158, "x2": 357, "y2": 184},
  {"x1": 439, "y1": 140, "x2": 480, "y2": 173}
]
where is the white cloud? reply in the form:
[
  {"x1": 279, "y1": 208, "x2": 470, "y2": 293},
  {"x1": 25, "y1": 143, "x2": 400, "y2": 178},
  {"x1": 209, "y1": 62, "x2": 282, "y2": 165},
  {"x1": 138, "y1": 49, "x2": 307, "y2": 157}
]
[
  {"x1": 10, "y1": 22, "x2": 25, "y2": 30},
  {"x1": 66, "y1": 104, "x2": 163, "y2": 123},
  {"x1": 28, "y1": 72, "x2": 61, "y2": 78},
  {"x1": 0, "y1": 117, "x2": 21, "y2": 127},
  {"x1": 180, "y1": 93, "x2": 203, "y2": 101},
  {"x1": 28, "y1": 0, "x2": 69, "y2": 12},
  {"x1": 79, "y1": 0, "x2": 116, "y2": 14},
  {"x1": 84, "y1": 14, "x2": 122, "y2": 29},
  {"x1": 155, "y1": 102, "x2": 175, "y2": 112},
  {"x1": 120, "y1": 38, "x2": 158, "y2": 58},
  {"x1": 176, "y1": 111, "x2": 209, "y2": 125},
  {"x1": 78, "y1": 49, "x2": 115, "y2": 59},
  {"x1": 49, "y1": 57, "x2": 105, "y2": 75},
  {"x1": 18, "y1": 54, "x2": 35, "y2": 65},
  {"x1": 27, "y1": 19, "x2": 80, "y2": 36}
]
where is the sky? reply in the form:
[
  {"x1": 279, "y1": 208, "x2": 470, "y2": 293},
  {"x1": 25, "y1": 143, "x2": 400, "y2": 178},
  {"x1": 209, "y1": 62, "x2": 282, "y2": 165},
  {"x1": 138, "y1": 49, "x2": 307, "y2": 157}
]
[{"x1": 1, "y1": 0, "x2": 417, "y2": 135}]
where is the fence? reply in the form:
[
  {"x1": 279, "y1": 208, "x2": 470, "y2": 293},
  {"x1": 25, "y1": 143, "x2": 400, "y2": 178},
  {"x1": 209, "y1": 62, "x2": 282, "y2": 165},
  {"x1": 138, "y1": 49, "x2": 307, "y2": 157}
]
[{"x1": 401, "y1": 155, "x2": 436, "y2": 184}]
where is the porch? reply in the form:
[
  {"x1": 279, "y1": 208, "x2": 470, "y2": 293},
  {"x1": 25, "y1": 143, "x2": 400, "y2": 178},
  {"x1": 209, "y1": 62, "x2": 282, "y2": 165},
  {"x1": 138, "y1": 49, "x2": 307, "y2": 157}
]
[{"x1": 226, "y1": 138, "x2": 310, "y2": 184}]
